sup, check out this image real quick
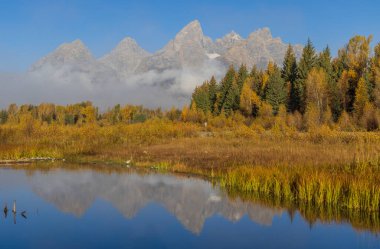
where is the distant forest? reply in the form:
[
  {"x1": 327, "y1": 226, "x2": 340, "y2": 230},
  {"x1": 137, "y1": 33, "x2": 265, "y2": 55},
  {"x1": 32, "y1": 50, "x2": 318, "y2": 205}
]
[{"x1": 1, "y1": 35, "x2": 380, "y2": 132}]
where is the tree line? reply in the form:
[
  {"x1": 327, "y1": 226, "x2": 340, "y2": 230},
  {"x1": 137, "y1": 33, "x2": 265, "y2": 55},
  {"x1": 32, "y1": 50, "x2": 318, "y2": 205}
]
[
  {"x1": 0, "y1": 101, "x2": 172, "y2": 126},
  {"x1": 190, "y1": 35, "x2": 380, "y2": 131},
  {"x1": 1, "y1": 35, "x2": 380, "y2": 132}
]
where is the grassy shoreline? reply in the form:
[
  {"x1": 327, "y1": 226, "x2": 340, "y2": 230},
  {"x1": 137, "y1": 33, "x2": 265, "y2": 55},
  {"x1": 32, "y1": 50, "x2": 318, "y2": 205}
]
[
  {"x1": 2, "y1": 161, "x2": 380, "y2": 234},
  {"x1": 0, "y1": 120, "x2": 379, "y2": 214}
]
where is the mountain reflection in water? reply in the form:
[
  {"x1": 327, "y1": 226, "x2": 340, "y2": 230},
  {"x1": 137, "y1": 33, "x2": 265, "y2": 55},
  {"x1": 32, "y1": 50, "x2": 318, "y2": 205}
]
[
  {"x1": 0, "y1": 166, "x2": 379, "y2": 249},
  {"x1": 29, "y1": 169, "x2": 282, "y2": 234}
]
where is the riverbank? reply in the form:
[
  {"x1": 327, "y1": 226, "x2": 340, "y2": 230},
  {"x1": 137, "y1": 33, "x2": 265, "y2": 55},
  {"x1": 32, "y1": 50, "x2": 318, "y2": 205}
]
[
  {"x1": 2, "y1": 162, "x2": 380, "y2": 234},
  {"x1": 0, "y1": 120, "x2": 379, "y2": 214}
]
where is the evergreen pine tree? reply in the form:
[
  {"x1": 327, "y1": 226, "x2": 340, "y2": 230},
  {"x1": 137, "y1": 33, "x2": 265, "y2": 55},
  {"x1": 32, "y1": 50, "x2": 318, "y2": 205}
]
[
  {"x1": 318, "y1": 46, "x2": 333, "y2": 80},
  {"x1": 192, "y1": 84, "x2": 211, "y2": 113},
  {"x1": 223, "y1": 80, "x2": 240, "y2": 115},
  {"x1": 218, "y1": 66, "x2": 236, "y2": 113},
  {"x1": 208, "y1": 76, "x2": 218, "y2": 114},
  {"x1": 250, "y1": 65, "x2": 263, "y2": 96},
  {"x1": 236, "y1": 64, "x2": 248, "y2": 93},
  {"x1": 282, "y1": 44, "x2": 298, "y2": 112},
  {"x1": 265, "y1": 66, "x2": 287, "y2": 115},
  {"x1": 282, "y1": 44, "x2": 298, "y2": 83},
  {"x1": 296, "y1": 38, "x2": 317, "y2": 113},
  {"x1": 332, "y1": 48, "x2": 349, "y2": 83}
]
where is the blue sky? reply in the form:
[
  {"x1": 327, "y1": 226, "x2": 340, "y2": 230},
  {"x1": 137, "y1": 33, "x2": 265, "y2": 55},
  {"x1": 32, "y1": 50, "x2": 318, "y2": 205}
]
[{"x1": 1, "y1": 0, "x2": 379, "y2": 71}]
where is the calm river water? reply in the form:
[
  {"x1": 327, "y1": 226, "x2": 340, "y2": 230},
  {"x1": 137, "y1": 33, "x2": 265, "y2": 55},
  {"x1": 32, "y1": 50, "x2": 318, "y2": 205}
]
[{"x1": 0, "y1": 166, "x2": 378, "y2": 249}]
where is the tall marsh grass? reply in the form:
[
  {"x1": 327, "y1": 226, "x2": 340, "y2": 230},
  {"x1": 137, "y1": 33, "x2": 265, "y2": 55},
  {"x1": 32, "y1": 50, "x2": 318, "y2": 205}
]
[
  {"x1": 0, "y1": 120, "x2": 379, "y2": 214},
  {"x1": 219, "y1": 163, "x2": 380, "y2": 212}
]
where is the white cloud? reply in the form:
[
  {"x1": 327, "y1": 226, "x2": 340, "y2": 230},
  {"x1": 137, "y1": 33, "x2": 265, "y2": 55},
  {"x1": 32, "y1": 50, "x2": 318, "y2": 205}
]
[{"x1": 0, "y1": 59, "x2": 225, "y2": 110}]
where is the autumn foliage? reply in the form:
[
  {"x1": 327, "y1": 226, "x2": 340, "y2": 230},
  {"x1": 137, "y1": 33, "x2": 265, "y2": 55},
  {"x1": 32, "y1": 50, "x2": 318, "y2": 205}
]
[{"x1": 190, "y1": 35, "x2": 380, "y2": 131}]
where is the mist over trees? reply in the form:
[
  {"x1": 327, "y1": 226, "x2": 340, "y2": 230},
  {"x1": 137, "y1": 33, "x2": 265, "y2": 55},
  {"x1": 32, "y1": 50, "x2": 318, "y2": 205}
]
[{"x1": 1, "y1": 35, "x2": 380, "y2": 132}]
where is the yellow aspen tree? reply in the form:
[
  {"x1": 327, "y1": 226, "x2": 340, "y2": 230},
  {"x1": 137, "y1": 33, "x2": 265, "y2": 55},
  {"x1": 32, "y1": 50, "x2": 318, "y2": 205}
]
[
  {"x1": 181, "y1": 105, "x2": 190, "y2": 122},
  {"x1": 80, "y1": 105, "x2": 97, "y2": 124},
  {"x1": 239, "y1": 78, "x2": 261, "y2": 116},
  {"x1": 305, "y1": 68, "x2": 328, "y2": 123},
  {"x1": 55, "y1": 106, "x2": 66, "y2": 125},
  {"x1": 371, "y1": 43, "x2": 380, "y2": 108},
  {"x1": 353, "y1": 77, "x2": 369, "y2": 122}
]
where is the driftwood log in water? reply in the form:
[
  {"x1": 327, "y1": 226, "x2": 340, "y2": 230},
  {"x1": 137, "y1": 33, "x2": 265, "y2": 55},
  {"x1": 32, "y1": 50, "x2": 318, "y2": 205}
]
[{"x1": 0, "y1": 157, "x2": 57, "y2": 165}]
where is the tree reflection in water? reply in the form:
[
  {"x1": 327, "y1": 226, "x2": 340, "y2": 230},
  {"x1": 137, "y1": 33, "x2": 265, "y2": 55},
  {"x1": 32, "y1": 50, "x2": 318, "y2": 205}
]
[{"x1": 1, "y1": 165, "x2": 379, "y2": 235}]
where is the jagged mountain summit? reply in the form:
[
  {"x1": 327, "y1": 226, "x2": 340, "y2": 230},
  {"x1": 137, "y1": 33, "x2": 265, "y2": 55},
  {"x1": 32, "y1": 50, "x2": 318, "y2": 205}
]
[
  {"x1": 31, "y1": 39, "x2": 95, "y2": 72},
  {"x1": 135, "y1": 20, "x2": 216, "y2": 73},
  {"x1": 30, "y1": 39, "x2": 119, "y2": 84},
  {"x1": 99, "y1": 37, "x2": 150, "y2": 77},
  {"x1": 221, "y1": 27, "x2": 303, "y2": 69},
  {"x1": 31, "y1": 20, "x2": 303, "y2": 76},
  {"x1": 214, "y1": 31, "x2": 244, "y2": 54},
  {"x1": 28, "y1": 20, "x2": 303, "y2": 105}
]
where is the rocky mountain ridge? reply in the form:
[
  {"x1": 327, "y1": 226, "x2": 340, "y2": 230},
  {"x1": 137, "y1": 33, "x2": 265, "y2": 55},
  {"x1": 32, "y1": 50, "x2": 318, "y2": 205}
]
[{"x1": 31, "y1": 20, "x2": 303, "y2": 78}]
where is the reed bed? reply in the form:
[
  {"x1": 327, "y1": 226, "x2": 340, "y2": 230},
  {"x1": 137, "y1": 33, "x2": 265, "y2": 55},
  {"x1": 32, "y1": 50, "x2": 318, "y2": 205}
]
[
  {"x1": 0, "y1": 119, "x2": 379, "y2": 214},
  {"x1": 219, "y1": 163, "x2": 380, "y2": 212}
]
